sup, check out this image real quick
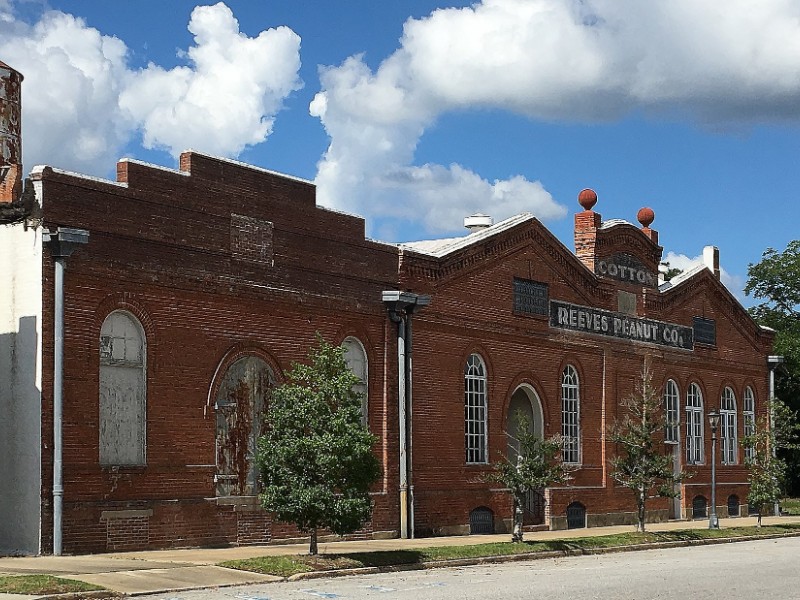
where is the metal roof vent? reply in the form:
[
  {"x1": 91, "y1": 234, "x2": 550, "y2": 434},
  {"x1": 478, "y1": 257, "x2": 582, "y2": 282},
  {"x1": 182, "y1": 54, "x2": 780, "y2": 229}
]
[{"x1": 464, "y1": 213, "x2": 493, "y2": 232}]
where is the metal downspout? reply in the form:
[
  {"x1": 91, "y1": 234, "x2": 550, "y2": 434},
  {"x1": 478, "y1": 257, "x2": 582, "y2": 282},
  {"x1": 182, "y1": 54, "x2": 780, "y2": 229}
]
[
  {"x1": 397, "y1": 316, "x2": 408, "y2": 538},
  {"x1": 406, "y1": 312, "x2": 414, "y2": 539},
  {"x1": 43, "y1": 227, "x2": 89, "y2": 555},
  {"x1": 52, "y1": 258, "x2": 65, "y2": 556}
]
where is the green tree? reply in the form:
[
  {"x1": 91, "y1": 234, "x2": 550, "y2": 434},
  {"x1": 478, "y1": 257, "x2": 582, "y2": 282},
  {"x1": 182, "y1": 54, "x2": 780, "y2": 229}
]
[
  {"x1": 745, "y1": 240, "x2": 800, "y2": 493},
  {"x1": 487, "y1": 411, "x2": 571, "y2": 542},
  {"x1": 659, "y1": 261, "x2": 683, "y2": 282},
  {"x1": 743, "y1": 398, "x2": 800, "y2": 526},
  {"x1": 609, "y1": 365, "x2": 690, "y2": 532},
  {"x1": 257, "y1": 336, "x2": 381, "y2": 555}
]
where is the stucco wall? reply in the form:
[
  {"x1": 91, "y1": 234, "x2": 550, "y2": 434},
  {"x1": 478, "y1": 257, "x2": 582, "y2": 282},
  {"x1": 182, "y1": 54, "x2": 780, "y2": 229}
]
[{"x1": 0, "y1": 219, "x2": 42, "y2": 555}]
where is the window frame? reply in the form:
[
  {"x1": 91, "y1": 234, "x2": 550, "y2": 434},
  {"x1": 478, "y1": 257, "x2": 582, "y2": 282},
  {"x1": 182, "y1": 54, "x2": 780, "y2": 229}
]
[
  {"x1": 720, "y1": 387, "x2": 738, "y2": 465},
  {"x1": 685, "y1": 383, "x2": 704, "y2": 465},
  {"x1": 99, "y1": 310, "x2": 147, "y2": 467},
  {"x1": 664, "y1": 379, "x2": 680, "y2": 444},
  {"x1": 561, "y1": 364, "x2": 581, "y2": 465},
  {"x1": 743, "y1": 386, "x2": 756, "y2": 462},
  {"x1": 464, "y1": 354, "x2": 488, "y2": 464},
  {"x1": 342, "y1": 336, "x2": 369, "y2": 425}
]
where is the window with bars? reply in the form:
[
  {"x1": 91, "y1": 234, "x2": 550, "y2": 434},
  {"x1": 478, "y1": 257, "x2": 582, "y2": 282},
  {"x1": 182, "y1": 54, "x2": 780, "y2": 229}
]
[
  {"x1": 743, "y1": 387, "x2": 755, "y2": 462},
  {"x1": 465, "y1": 354, "x2": 488, "y2": 464},
  {"x1": 721, "y1": 387, "x2": 738, "y2": 465},
  {"x1": 664, "y1": 379, "x2": 680, "y2": 444},
  {"x1": 561, "y1": 365, "x2": 580, "y2": 464},
  {"x1": 686, "y1": 383, "x2": 704, "y2": 465}
]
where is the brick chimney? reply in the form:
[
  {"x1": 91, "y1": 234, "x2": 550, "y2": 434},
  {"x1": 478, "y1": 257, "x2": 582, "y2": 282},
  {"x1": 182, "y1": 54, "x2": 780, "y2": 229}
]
[
  {"x1": 0, "y1": 60, "x2": 23, "y2": 205},
  {"x1": 574, "y1": 188, "x2": 602, "y2": 271}
]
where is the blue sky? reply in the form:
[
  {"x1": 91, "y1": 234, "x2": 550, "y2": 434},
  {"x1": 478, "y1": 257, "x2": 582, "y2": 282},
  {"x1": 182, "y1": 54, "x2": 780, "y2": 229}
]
[{"x1": 2, "y1": 0, "x2": 799, "y2": 304}]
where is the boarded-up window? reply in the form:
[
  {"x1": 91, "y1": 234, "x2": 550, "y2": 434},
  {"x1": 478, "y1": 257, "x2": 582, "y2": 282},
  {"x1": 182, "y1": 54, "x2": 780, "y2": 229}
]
[
  {"x1": 99, "y1": 311, "x2": 146, "y2": 465},
  {"x1": 215, "y1": 356, "x2": 273, "y2": 497},
  {"x1": 342, "y1": 337, "x2": 368, "y2": 424}
]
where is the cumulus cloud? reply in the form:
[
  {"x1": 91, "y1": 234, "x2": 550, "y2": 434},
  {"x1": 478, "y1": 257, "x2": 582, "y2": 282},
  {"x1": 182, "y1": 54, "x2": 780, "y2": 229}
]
[
  {"x1": 311, "y1": 0, "x2": 800, "y2": 236},
  {"x1": 120, "y1": 3, "x2": 301, "y2": 158},
  {"x1": 0, "y1": 2, "x2": 301, "y2": 175},
  {"x1": 662, "y1": 250, "x2": 745, "y2": 298}
]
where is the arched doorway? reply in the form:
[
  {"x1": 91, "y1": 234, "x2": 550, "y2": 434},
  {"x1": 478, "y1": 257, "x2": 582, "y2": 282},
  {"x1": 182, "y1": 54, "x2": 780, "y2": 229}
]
[
  {"x1": 506, "y1": 384, "x2": 545, "y2": 525},
  {"x1": 213, "y1": 355, "x2": 274, "y2": 497}
]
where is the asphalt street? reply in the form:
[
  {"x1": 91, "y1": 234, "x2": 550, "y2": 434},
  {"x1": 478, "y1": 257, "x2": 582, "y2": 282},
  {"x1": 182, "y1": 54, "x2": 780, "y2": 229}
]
[{"x1": 139, "y1": 536, "x2": 800, "y2": 600}]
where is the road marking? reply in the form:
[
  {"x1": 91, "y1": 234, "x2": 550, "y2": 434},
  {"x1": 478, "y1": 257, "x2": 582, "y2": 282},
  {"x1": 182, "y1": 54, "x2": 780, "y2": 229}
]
[
  {"x1": 362, "y1": 585, "x2": 396, "y2": 592},
  {"x1": 299, "y1": 590, "x2": 340, "y2": 598}
]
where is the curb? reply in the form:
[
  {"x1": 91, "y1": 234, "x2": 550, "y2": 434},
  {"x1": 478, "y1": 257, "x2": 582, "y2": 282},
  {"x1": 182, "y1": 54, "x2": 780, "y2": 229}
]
[{"x1": 286, "y1": 530, "x2": 800, "y2": 581}]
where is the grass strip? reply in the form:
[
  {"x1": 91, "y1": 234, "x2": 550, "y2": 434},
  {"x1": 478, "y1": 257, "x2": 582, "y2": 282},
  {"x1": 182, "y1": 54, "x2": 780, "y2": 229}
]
[
  {"x1": 0, "y1": 574, "x2": 105, "y2": 595},
  {"x1": 220, "y1": 523, "x2": 800, "y2": 577}
]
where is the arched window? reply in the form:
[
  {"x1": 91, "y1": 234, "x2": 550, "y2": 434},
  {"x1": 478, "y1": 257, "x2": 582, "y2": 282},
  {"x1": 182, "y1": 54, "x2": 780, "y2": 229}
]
[
  {"x1": 465, "y1": 354, "x2": 487, "y2": 464},
  {"x1": 99, "y1": 311, "x2": 146, "y2": 466},
  {"x1": 664, "y1": 379, "x2": 680, "y2": 444},
  {"x1": 721, "y1": 387, "x2": 738, "y2": 465},
  {"x1": 342, "y1": 337, "x2": 368, "y2": 423},
  {"x1": 561, "y1": 365, "x2": 580, "y2": 464},
  {"x1": 685, "y1": 383, "x2": 704, "y2": 465},
  {"x1": 743, "y1": 387, "x2": 755, "y2": 461}
]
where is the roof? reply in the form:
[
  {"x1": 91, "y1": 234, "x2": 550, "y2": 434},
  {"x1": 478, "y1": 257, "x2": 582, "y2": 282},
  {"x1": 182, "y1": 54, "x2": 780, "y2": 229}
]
[{"x1": 399, "y1": 213, "x2": 537, "y2": 257}]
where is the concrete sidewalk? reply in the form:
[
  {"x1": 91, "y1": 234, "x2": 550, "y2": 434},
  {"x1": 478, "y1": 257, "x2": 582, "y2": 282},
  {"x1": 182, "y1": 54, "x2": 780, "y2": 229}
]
[{"x1": 2, "y1": 515, "x2": 799, "y2": 597}]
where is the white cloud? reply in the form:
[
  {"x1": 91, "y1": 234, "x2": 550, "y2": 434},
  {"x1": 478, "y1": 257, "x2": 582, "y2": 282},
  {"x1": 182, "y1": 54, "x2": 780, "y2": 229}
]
[
  {"x1": 311, "y1": 0, "x2": 800, "y2": 236},
  {"x1": 662, "y1": 251, "x2": 745, "y2": 299},
  {"x1": 0, "y1": 2, "x2": 301, "y2": 175},
  {"x1": 120, "y1": 3, "x2": 302, "y2": 158}
]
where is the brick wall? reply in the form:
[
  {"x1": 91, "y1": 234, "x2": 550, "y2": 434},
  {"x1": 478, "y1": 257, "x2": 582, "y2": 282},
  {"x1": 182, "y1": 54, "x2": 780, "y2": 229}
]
[{"x1": 33, "y1": 155, "x2": 772, "y2": 552}]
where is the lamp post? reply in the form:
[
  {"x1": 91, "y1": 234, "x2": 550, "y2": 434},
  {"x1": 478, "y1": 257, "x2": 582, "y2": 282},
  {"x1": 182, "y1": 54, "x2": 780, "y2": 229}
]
[
  {"x1": 708, "y1": 410, "x2": 720, "y2": 529},
  {"x1": 768, "y1": 355, "x2": 785, "y2": 517}
]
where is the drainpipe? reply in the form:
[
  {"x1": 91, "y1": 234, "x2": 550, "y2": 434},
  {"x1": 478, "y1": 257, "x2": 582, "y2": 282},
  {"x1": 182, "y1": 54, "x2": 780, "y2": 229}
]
[
  {"x1": 43, "y1": 227, "x2": 89, "y2": 555},
  {"x1": 382, "y1": 291, "x2": 430, "y2": 539}
]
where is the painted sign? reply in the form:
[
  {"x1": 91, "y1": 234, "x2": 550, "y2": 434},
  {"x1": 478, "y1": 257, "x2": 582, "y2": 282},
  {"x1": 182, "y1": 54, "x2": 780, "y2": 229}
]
[
  {"x1": 595, "y1": 253, "x2": 658, "y2": 287},
  {"x1": 550, "y1": 300, "x2": 693, "y2": 350}
]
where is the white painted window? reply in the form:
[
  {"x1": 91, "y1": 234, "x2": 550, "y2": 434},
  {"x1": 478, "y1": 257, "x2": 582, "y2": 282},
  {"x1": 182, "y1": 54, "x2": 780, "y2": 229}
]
[
  {"x1": 744, "y1": 387, "x2": 756, "y2": 461},
  {"x1": 561, "y1": 365, "x2": 580, "y2": 464},
  {"x1": 99, "y1": 311, "x2": 146, "y2": 466},
  {"x1": 685, "y1": 383, "x2": 704, "y2": 465},
  {"x1": 721, "y1": 387, "x2": 738, "y2": 465},
  {"x1": 465, "y1": 354, "x2": 488, "y2": 464},
  {"x1": 664, "y1": 379, "x2": 680, "y2": 444},
  {"x1": 342, "y1": 337, "x2": 368, "y2": 424}
]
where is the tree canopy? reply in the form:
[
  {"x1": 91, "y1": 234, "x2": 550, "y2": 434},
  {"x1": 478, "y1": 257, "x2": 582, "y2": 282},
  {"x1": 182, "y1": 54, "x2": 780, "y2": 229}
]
[
  {"x1": 257, "y1": 336, "x2": 381, "y2": 554},
  {"x1": 746, "y1": 240, "x2": 800, "y2": 493}
]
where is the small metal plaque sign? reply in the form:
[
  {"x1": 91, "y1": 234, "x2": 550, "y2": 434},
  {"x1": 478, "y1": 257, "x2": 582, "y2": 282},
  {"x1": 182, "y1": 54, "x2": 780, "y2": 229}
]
[
  {"x1": 513, "y1": 278, "x2": 549, "y2": 316},
  {"x1": 595, "y1": 253, "x2": 658, "y2": 287},
  {"x1": 550, "y1": 300, "x2": 693, "y2": 350}
]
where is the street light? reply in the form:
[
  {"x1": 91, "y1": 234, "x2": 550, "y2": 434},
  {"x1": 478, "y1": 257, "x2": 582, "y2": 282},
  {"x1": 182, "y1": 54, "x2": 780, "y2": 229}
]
[
  {"x1": 708, "y1": 410, "x2": 720, "y2": 529},
  {"x1": 768, "y1": 356, "x2": 785, "y2": 517}
]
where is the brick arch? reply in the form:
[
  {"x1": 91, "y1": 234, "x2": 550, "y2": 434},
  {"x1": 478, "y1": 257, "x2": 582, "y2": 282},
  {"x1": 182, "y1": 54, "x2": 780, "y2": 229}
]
[
  {"x1": 92, "y1": 293, "x2": 156, "y2": 374},
  {"x1": 205, "y1": 343, "x2": 282, "y2": 417},
  {"x1": 502, "y1": 374, "x2": 551, "y2": 433}
]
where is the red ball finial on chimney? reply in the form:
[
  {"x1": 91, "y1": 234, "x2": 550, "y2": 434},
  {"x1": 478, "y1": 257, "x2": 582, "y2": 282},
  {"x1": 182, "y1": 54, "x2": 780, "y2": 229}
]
[
  {"x1": 578, "y1": 188, "x2": 597, "y2": 211},
  {"x1": 637, "y1": 207, "x2": 655, "y2": 228}
]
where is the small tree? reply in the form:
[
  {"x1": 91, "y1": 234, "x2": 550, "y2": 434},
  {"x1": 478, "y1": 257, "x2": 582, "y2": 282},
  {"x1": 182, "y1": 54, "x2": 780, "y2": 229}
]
[
  {"x1": 257, "y1": 336, "x2": 381, "y2": 555},
  {"x1": 487, "y1": 411, "x2": 571, "y2": 542},
  {"x1": 743, "y1": 397, "x2": 800, "y2": 526},
  {"x1": 609, "y1": 365, "x2": 689, "y2": 532}
]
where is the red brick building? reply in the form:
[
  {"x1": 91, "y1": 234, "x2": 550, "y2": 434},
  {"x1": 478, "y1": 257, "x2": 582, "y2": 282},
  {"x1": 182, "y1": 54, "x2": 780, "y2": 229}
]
[{"x1": 0, "y1": 60, "x2": 775, "y2": 554}]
